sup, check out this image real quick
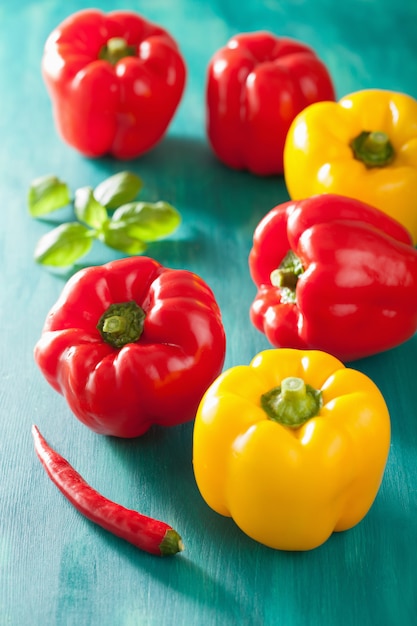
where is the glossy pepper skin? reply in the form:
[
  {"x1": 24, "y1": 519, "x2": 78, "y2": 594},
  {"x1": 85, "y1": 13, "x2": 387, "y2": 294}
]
[
  {"x1": 34, "y1": 257, "x2": 226, "y2": 438},
  {"x1": 284, "y1": 89, "x2": 417, "y2": 242},
  {"x1": 206, "y1": 31, "x2": 335, "y2": 176},
  {"x1": 42, "y1": 9, "x2": 186, "y2": 159},
  {"x1": 249, "y1": 194, "x2": 417, "y2": 362},
  {"x1": 193, "y1": 349, "x2": 390, "y2": 551}
]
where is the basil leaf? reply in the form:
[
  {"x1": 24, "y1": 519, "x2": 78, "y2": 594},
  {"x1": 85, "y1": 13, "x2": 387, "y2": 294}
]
[
  {"x1": 28, "y1": 175, "x2": 71, "y2": 217},
  {"x1": 93, "y1": 171, "x2": 143, "y2": 209},
  {"x1": 99, "y1": 221, "x2": 147, "y2": 255},
  {"x1": 74, "y1": 186, "x2": 108, "y2": 228},
  {"x1": 34, "y1": 222, "x2": 94, "y2": 267},
  {"x1": 111, "y1": 201, "x2": 181, "y2": 241}
]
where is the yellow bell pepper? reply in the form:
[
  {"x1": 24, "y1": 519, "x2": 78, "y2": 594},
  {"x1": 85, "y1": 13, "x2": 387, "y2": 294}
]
[
  {"x1": 283, "y1": 89, "x2": 417, "y2": 243},
  {"x1": 193, "y1": 349, "x2": 390, "y2": 551}
]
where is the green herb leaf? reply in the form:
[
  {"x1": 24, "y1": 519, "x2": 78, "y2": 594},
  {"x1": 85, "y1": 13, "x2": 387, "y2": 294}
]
[
  {"x1": 111, "y1": 201, "x2": 181, "y2": 241},
  {"x1": 29, "y1": 170, "x2": 181, "y2": 271},
  {"x1": 34, "y1": 222, "x2": 94, "y2": 267},
  {"x1": 74, "y1": 187, "x2": 108, "y2": 228},
  {"x1": 28, "y1": 175, "x2": 71, "y2": 217},
  {"x1": 93, "y1": 171, "x2": 143, "y2": 210},
  {"x1": 99, "y1": 221, "x2": 148, "y2": 255}
]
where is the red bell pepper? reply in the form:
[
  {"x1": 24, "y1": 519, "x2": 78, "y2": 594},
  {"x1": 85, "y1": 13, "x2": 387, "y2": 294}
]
[
  {"x1": 206, "y1": 32, "x2": 335, "y2": 176},
  {"x1": 42, "y1": 9, "x2": 186, "y2": 159},
  {"x1": 34, "y1": 257, "x2": 226, "y2": 437},
  {"x1": 249, "y1": 194, "x2": 417, "y2": 361}
]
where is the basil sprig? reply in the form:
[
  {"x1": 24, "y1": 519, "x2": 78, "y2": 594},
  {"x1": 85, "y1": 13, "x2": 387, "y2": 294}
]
[{"x1": 28, "y1": 171, "x2": 181, "y2": 268}]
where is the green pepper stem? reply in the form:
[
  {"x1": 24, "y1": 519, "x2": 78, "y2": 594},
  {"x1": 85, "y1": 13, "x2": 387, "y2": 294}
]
[
  {"x1": 350, "y1": 130, "x2": 395, "y2": 168},
  {"x1": 97, "y1": 301, "x2": 145, "y2": 348},
  {"x1": 261, "y1": 376, "x2": 322, "y2": 428},
  {"x1": 99, "y1": 37, "x2": 136, "y2": 65},
  {"x1": 281, "y1": 377, "x2": 306, "y2": 398},
  {"x1": 270, "y1": 250, "x2": 304, "y2": 304}
]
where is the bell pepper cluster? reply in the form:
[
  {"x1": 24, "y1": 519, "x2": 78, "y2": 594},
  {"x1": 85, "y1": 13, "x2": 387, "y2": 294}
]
[
  {"x1": 42, "y1": 9, "x2": 336, "y2": 170},
  {"x1": 248, "y1": 90, "x2": 417, "y2": 356},
  {"x1": 33, "y1": 8, "x2": 417, "y2": 555},
  {"x1": 204, "y1": 47, "x2": 416, "y2": 551}
]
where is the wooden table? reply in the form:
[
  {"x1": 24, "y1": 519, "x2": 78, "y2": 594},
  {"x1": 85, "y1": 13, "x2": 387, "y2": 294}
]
[{"x1": 1, "y1": 1, "x2": 416, "y2": 624}]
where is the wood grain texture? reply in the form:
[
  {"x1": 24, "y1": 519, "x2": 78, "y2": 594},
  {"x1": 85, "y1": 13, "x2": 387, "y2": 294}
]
[{"x1": 1, "y1": 1, "x2": 416, "y2": 624}]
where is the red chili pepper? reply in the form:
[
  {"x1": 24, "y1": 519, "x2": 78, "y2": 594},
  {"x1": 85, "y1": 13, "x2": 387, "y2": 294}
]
[
  {"x1": 206, "y1": 31, "x2": 335, "y2": 175},
  {"x1": 32, "y1": 425, "x2": 184, "y2": 556},
  {"x1": 42, "y1": 9, "x2": 186, "y2": 159},
  {"x1": 249, "y1": 194, "x2": 417, "y2": 361},
  {"x1": 34, "y1": 256, "x2": 226, "y2": 438}
]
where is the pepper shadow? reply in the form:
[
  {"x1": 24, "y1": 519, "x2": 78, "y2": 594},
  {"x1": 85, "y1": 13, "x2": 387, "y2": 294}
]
[
  {"x1": 94, "y1": 424, "x2": 266, "y2": 623},
  {"x1": 96, "y1": 531, "x2": 253, "y2": 624},
  {"x1": 92, "y1": 134, "x2": 290, "y2": 227},
  {"x1": 36, "y1": 134, "x2": 289, "y2": 281}
]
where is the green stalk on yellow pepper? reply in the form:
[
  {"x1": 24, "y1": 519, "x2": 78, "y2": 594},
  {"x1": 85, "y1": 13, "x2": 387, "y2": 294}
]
[
  {"x1": 192, "y1": 349, "x2": 391, "y2": 551},
  {"x1": 283, "y1": 89, "x2": 417, "y2": 243}
]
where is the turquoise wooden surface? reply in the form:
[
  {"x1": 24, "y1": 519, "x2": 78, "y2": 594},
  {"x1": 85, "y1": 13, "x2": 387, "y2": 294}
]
[{"x1": 1, "y1": 1, "x2": 416, "y2": 624}]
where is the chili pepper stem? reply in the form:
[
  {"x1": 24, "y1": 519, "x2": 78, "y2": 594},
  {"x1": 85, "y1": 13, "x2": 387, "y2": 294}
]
[
  {"x1": 160, "y1": 529, "x2": 185, "y2": 556},
  {"x1": 261, "y1": 377, "x2": 322, "y2": 427}
]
